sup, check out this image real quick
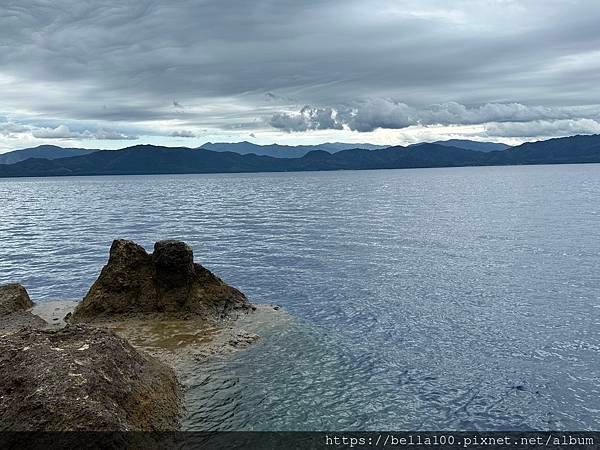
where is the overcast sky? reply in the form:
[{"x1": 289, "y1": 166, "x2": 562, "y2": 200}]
[{"x1": 1, "y1": 0, "x2": 600, "y2": 152}]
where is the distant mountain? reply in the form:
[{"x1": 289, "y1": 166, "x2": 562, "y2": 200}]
[
  {"x1": 486, "y1": 134, "x2": 600, "y2": 165},
  {"x1": 0, "y1": 145, "x2": 98, "y2": 164},
  {"x1": 410, "y1": 139, "x2": 511, "y2": 152},
  {"x1": 199, "y1": 141, "x2": 386, "y2": 158},
  {"x1": 0, "y1": 134, "x2": 599, "y2": 178}
]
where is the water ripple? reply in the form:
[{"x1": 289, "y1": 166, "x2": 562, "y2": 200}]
[{"x1": 1, "y1": 165, "x2": 599, "y2": 430}]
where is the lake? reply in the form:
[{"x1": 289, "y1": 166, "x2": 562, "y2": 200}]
[{"x1": 1, "y1": 164, "x2": 599, "y2": 430}]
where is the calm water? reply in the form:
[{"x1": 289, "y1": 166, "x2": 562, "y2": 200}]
[{"x1": 1, "y1": 165, "x2": 599, "y2": 430}]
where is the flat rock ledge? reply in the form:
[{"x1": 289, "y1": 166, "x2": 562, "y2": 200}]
[
  {"x1": 70, "y1": 239, "x2": 250, "y2": 322},
  {"x1": 0, "y1": 325, "x2": 181, "y2": 431}
]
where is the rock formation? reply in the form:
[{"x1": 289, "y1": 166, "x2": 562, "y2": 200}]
[
  {"x1": 70, "y1": 239, "x2": 249, "y2": 322},
  {"x1": 0, "y1": 283, "x2": 33, "y2": 316},
  {"x1": 0, "y1": 283, "x2": 46, "y2": 332},
  {"x1": 0, "y1": 325, "x2": 181, "y2": 431},
  {"x1": 0, "y1": 241, "x2": 259, "y2": 433}
]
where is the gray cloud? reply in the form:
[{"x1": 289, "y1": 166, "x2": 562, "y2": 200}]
[
  {"x1": 170, "y1": 130, "x2": 195, "y2": 138},
  {"x1": 270, "y1": 106, "x2": 344, "y2": 132},
  {"x1": 0, "y1": 121, "x2": 29, "y2": 136},
  {"x1": 485, "y1": 119, "x2": 600, "y2": 138},
  {"x1": 32, "y1": 125, "x2": 138, "y2": 140},
  {"x1": 271, "y1": 100, "x2": 600, "y2": 132},
  {"x1": 1, "y1": 0, "x2": 600, "y2": 147}
]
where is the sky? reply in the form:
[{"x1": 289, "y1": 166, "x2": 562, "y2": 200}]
[{"x1": 1, "y1": 0, "x2": 600, "y2": 152}]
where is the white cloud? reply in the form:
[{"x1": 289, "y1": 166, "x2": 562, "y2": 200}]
[
  {"x1": 32, "y1": 124, "x2": 138, "y2": 140},
  {"x1": 485, "y1": 119, "x2": 600, "y2": 138},
  {"x1": 0, "y1": 121, "x2": 30, "y2": 136},
  {"x1": 271, "y1": 100, "x2": 600, "y2": 133},
  {"x1": 170, "y1": 130, "x2": 195, "y2": 138}
]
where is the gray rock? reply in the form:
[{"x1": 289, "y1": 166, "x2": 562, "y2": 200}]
[
  {"x1": 0, "y1": 283, "x2": 33, "y2": 316},
  {"x1": 0, "y1": 325, "x2": 181, "y2": 431}
]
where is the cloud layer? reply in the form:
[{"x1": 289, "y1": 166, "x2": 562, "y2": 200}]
[
  {"x1": 32, "y1": 125, "x2": 137, "y2": 140},
  {"x1": 1, "y1": 0, "x2": 600, "y2": 149},
  {"x1": 270, "y1": 100, "x2": 600, "y2": 133}
]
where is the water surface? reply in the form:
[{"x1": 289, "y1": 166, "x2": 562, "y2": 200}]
[{"x1": 1, "y1": 164, "x2": 599, "y2": 430}]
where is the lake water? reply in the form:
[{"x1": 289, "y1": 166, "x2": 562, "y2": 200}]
[{"x1": 1, "y1": 164, "x2": 599, "y2": 430}]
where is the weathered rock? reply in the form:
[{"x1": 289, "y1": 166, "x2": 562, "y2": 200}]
[
  {"x1": 0, "y1": 283, "x2": 47, "y2": 334},
  {"x1": 0, "y1": 311, "x2": 47, "y2": 335},
  {"x1": 0, "y1": 283, "x2": 33, "y2": 316},
  {"x1": 70, "y1": 239, "x2": 248, "y2": 322},
  {"x1": 0, "y1": 325, "x2": 181, "y2": 431},
  {"x1": 153, "y1": 240, "x2": 195, "y2": 288}
]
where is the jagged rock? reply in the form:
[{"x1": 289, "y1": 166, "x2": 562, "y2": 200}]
[
  {"x1": 0, "y1": 325, "x2": 181, "y2": 431},
  {"x1": 0, "y1": 283, "x2": 33, "y2": 316},
  {"x1": 0, "y1": 283, "x2": 47, "y2": 333},
  {"x1": 70, "y1": 240, "x2": 248, "y2": 322}
]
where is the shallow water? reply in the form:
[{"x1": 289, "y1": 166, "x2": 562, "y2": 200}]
[{"x1": 1, "y1": 164, "x2": 599, "y2": 430}]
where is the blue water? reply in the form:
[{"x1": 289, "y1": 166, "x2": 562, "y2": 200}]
[{"x1": 1, "y1": 164, "x2": 599, "y2": 430}]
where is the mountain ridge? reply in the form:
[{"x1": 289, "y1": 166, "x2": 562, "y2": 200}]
[
  {"x1": 410, "y1": 139, "x2": 511, "y2": 152},
  {"x1": 0, "y1": 139, "x2": 508, "y2": 163},
  {"x1": 198, "y1": 141, "x2": 387, "y2": 158},
  {"x1": 0, "y1": 145, "x2": 98, "y2": 165},
  {"x1": 0, "y1": 134, "x2": 599, "y2": 178}
]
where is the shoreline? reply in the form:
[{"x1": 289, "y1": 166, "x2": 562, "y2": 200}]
[
  {"x1": 32, "y1": 298, "x2": 284, "y2": 361},
  {"x1": 29, "y1": 298, "x2": 286, "y2": 429},
  {"x1": 0, "y1": 239, "x2": 286, "y2": 431}
]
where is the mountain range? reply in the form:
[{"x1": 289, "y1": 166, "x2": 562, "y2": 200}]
[
  {"x1": 0, "y1": 145, "x2": 98, "y2": 165},
  {"x1": 198, "y1": 141, "x2": 387, "y2": 158},
  {"x1": 409, "y1": 139, "x2": 510, "y2": 152},
  {"x1": 0, "y1": 139, "x2": 506, "y2": 164},
  {"x1": 0, "y1": 135, "x2": 598, "y2": 178}
]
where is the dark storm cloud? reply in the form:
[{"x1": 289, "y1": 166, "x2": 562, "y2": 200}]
[{"x1": 1, "y1": 0, "x2": 600, "y2": 142}]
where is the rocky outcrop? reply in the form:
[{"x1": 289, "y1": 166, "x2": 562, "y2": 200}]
[
  {"x1": 0, "y1": 325, "x2": 181, "y2": 431},
  {"x1": 0, "y1": 283, "x2": 33, "y2": 316},
  {"x1": 70, "y1": 240, "x2": 249, "y2": 322},
  {"x1": 0, "y1": 283, "x2": 46, "y2": 333}
]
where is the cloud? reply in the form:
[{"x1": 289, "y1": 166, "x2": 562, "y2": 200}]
[
  {"x1": 0, "y1": 121, "x2": 29, "y2": 136},
  {"x1": 32, "y1": 125, "x2": 138, "y2": 140},
  {"x1": 270, "y1": 100, "x2": 600, "y2": 132},
  {"x1": 485, "y1": 119, "x2": 600, "y2": 138},
  {"x1": 170, "y1": 130, "x2": 195, "y2": 138},
  {"x1": 1, "y1": 0, "x2": 600, "y2": 145},
  {"x1": 93, "y1": 129, "x2": 139, "y2": 140},
  {"x1": 270, "y1": 106, "x2": 344, "y2": 132},
  {"x1": 32, "y1": 125, "x2": 77, "y2": 139}
]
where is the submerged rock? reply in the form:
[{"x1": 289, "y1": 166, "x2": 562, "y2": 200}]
[
  {"x1": 70, "y1": 239, "x2": 248, "y2": 322},
  {"x1": 0, "y1": 325, "x2": 181, "y2": 431},
  {"x1": 0, "y1": 283, "x2": 33, "y2": 316}
]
